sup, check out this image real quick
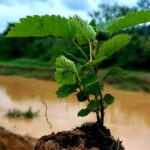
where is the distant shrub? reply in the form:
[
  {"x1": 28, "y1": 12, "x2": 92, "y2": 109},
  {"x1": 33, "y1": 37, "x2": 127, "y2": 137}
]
[{"x1": 6, "y1": 107, "x2": 39, "y2": 119}]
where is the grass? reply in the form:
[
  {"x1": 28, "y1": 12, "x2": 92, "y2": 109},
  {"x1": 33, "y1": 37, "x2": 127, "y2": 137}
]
[
  {"x1": 0, "y1": 58, "x2": 55, "y2": 80},
  {"x1": 0, "y1": 58, "x2": 150, "y2": 93},
  {"x1": 99, "y1": 69, "x2": 150, "y2": 93},
  {"x1": 6, "y1": 107, "x2": 39, "y2": 119},
  {"x1": 0, "y1": 58, "x2": 50, "y2": 68},
  {"x1": 106, "y1": 76, "x2": 150, "y2": 93}
]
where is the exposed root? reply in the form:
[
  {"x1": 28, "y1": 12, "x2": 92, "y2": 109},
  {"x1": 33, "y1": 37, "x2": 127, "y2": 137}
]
[{"x1": 39, "y1": 89, "x2": 53, "y2": 133}]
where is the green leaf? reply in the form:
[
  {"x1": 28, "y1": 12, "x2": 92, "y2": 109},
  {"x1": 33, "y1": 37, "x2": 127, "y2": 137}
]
[
  {"x1": 56, "y1": 56, "x2": 76, "y2": 72},
  {"x1": 89, "y1": 19, "x2": 96, "y2": 29},
  {"x1": 103, "y1": 94, "x2": 114, "y2": 105},
  {"x1": 88, "y1": 100, "x2": 100, "y2": 111},
  {"x1": 104, "y1": 67, "x2": 128, "y2": 79},
  {"x1": 55, "y1": 69, "x2": 76, "y2": 85},
  {"x1": 96, "y1": 18, "x2": 117, "y2": 35},
  {"x1": 78, "y1": 108, "x2": 91, "y2": 117},
  {"x1": 64, "y1": 52, "x2": 87, "y2": 64},
  {"x1": 77, "y1": 91, "x2": 88, "y2": 102},
  {"x1": 82, "y1": 74, "x2": 99, "y2": 95},
  {"x1": 56, "y1": 84, "x2": 76, "y2": 98},
  {"x1": 82, "y1": 74, "x2": 99, "y2": 87},
  {"x1": 84, "y1": 56, "x2": 107, "y2": 68},
  {"x1": 84, "y1": 82, "x2": 99, "y2": 95},
  {"x1": 103, "y1": 101, "x2": 108, "y2": 109},
  {"x1": 87, "y1": 100, "x2": 108, "y2": 111},
  {"x1": 106, "y1": 10, "x2": 150, "y2": 34},
  {"x1": 6, "y1": 15, "x2": 75, "y2": 39},
  {"x1": 70, "y1": 15, "x2": 96, "y2": 45},
  {"x1": 97, "y1": 34, "x2": 131, "y2": 58}
]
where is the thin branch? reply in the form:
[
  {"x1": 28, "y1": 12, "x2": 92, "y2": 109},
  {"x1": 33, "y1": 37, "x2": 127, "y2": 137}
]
[
  {"x1": 87, "y1": 98, "x2": 91, "y2": 103},
  {"x1": 77, "y1": 80, "x2": 91, "y2": 103},
  {"x1": 89, "y1": 41, "x2": 93, "y2": 61},
  {"x1": 94, "y1": 94, "x2": 101, "y2": 123},
  {"x1": 39, "y1": 90, "x2": 53, "y2": 132},
  {"x1": 98, "y1": 87, "x2": 104, "y2": 125},
  {"x1": 72, "y1": 40, "x2": 89, "y2": 61}
]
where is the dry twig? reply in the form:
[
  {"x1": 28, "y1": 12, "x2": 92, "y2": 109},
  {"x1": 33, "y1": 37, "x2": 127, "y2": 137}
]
[{"x1": 39, "y1": 89, "x2": 53, "y2": 132}]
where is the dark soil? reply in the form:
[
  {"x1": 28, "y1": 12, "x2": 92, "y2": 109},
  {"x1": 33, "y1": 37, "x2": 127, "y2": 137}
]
[
  {"x1": 34, "y1": 123, "x2": 125, "y2": 150},
  {"x1": 0, "y1": 127, "x2": 36, "y2": 150}
]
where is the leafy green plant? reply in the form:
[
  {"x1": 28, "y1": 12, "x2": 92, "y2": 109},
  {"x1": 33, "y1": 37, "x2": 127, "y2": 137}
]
[
  {"x1": 6, "y1": 10, "x2": 150, "y2": 126},
  {"x1": 6, "y1": 107, "x2": 39, "y2": 119}
]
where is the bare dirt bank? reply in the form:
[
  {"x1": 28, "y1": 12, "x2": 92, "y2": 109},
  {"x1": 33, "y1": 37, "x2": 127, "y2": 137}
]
[{"x1": 0, "y1": 127, "x2": 36, "y2": 150}]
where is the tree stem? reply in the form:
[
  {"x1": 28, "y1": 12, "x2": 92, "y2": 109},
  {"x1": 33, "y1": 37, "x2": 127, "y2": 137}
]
[
  {"x1": 99, "y1": 88, "x2": 104, "y2": 126},
  {"x1": 94, "y1": 94, "x2": 101, "y2": 123},
  {"x1": 72, "y1": 40, "x2": 89, "y2": 61},
  {"x1": 89, "y1": 42, "x2": 93, "y2": 61}
]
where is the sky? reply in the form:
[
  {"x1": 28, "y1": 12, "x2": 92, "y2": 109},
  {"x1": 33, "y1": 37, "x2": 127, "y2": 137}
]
[{"x1": 0, "y1": 0, "x2": 137, "y2": 33}]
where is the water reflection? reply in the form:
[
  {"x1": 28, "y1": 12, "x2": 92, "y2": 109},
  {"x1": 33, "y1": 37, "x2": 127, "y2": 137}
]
[
  {"x1": 0, "y1": 75, "x2": 58, "y2": 101},
  {"x1": 0, "y1": 75, "x2": 150, "y2": 150},
  {"x1": 104, "y1": 87, "x2": 150, "y2": 127}
]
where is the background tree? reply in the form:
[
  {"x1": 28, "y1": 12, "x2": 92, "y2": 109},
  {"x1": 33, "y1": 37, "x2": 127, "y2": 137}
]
[
  {"x1": 89, "y1": 1, "x2": 150, "y2": 71},
  {"x1": 89, "y1": 3, "x2": 137, "y2": 22},
  {"x1": 137, "y1": 0, "x2": 150, "y2": 10},
  {"x1": 0, "y1": 1, "x2": 150, "y2": 71}
]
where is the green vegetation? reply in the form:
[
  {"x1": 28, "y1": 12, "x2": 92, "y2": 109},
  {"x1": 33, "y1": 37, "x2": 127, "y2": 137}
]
[
  {"x1": 105, "y1": 75, "x2": 150, "y2": 93},
  {"x1": 98, "y1": 69, "x2": 150, "y2": 93},
  {"x1": 0, "y1": 58, "x2": 49, "y2": 68},
  {"x1": 0, "y1": 0, "x2": 150, "y2": 74},
  {"x1": 6, "y1": 107, "x2": 39, "y2": 119},
  {"x1": 0, "y1": 58, "x2": 54, "y2": 80},
  {"x1": 6, "y1": 9, "x2": 150, "y2": 126},
  {"x1": 89, "y1": 0, "x2": 150, "y2": 71},
  {"x1": 1, "y1": 59, "x2": 150, "y2": 93}
]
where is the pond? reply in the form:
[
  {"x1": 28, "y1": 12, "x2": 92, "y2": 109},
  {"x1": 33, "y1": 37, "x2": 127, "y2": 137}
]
[{"x1": 0, "y1": 75, "x2": 150, "y2": 150}]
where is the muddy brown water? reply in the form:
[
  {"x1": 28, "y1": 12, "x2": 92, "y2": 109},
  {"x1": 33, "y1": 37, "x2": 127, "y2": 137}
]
[{"x1": 0, "y1": 75, "x2": 150, "y2": 150}]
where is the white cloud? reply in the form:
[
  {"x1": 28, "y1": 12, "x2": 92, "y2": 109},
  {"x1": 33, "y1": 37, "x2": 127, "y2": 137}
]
[
  {"x1": 87, "y1": 0, "x2": 99, "y2": 10},
  {"x1": 101, "y1": 0, "x2": 137, "y2": 6},
  {"x1": 117, "y1": 0, "x2": 137, "y2": 6},
  {"x1": 0, "y1": 0, "x2": 138, "y2": 33},
  {"x1": 0, "y1": 0, "x2": 93, "y2": 32}
]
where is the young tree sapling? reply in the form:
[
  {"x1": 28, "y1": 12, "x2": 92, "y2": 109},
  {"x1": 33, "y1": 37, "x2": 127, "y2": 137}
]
[{"x1": 6, "y1": 10, "x2": 150, "y2": 126}]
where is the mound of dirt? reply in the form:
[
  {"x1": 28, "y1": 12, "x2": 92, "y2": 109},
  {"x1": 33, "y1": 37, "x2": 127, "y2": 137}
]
[
  {"x1": 0, "y1": 127, "x2": 36, "y2": 150},
  {"x1": 35, "y1": 123, "x2": 125, "y2": 150}
]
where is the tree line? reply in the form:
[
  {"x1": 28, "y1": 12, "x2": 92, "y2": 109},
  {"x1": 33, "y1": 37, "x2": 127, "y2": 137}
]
[{"x1": 0, "y1": 0, "x2": 150, "y2": 71}]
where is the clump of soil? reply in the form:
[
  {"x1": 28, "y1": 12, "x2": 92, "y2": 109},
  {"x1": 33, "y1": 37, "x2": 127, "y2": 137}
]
[
  {"x1": 0, "y1": 127, "x2": 36, "y2": 150},
  {"x1": 35, "y1": 123, "x2": 125, "y2": 150}
]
